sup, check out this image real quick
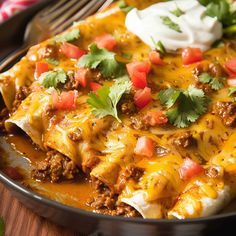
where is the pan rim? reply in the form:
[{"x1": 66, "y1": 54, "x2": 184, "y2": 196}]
[{"x1": 1, "y1": 171, "x2": 236, "y2": 224}]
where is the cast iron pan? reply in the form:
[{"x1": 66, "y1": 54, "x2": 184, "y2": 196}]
[
  {"x1": 0, "y1": 0, "x2": 55, "y2": 61},
  {"x1": 0, "y1": 9, "x2": 236, "y2": 236}
]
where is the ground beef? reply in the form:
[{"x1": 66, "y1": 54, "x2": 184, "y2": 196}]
[
  {"x1": 12, "y1": 86, "x2": 31, "y2": 112},
  {"x1": 32, "y1": 150, "x2": 78, "y2": 183},
  {"x1": 88, "y1": 179, "x2": 141, "y2": 217},
  {"x1": 130, "y1": 116, "x2": 148, "y2": 130},
  {"x1": 172, "y1": 131, "x2": 197, "y2": 148},
  {"x1": 193, "y1": 63, "x2": 226, "y2": 78},
  {"x1": 64, "y1": 70, "x2": 102, "y2": 91},
  {"x1": 119, "y1": 94, "x2": 137, "y2": 115},
  {"x1": 64, "y1": 71, "x2": 80, "y2": 91},
  {"x1": 68, "y1": 128, "x2": 82, "y2": 142},
  {"x1": 212, "y1": 102, "x2": 236, "y2": 127},
  {"x1": 115, "y1": 166, "x2": 144, "y2": 193},
  {"x1": 38, "y1": 45, "x2": 58, "y2": 59},
  {"x1": 209, "y1": 63, "x2": 226, "y2": 78},
  {"x1": 0, "y1": 108, "x2": 9, "y2": 132},
  {"x1": 194, "y1": 81, "x2": 213, "y2": 94}
]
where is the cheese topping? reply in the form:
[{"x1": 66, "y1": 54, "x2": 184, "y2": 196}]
[{"x1": 125, "y1": 0, "x2": 223, "y2": 52}]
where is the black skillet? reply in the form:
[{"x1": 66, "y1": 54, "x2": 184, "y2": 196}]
[
  {"x1": 0, "y1": 5, "x2": 236, "y2": 236},
  {"x1": 0, "y1": 0, "x2": 55, "y2": 61}
]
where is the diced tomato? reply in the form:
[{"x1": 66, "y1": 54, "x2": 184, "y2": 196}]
[
  {"x1": 225, "y1": 58, "x2": 236, "y2": 76},
  {"x1": 182, "y1": 47, "x2": 203, "y2": 65},
  {"x1": 179, "y1": 158, "x2": 204, "y2": 180},
  {"x1": 52, "y1": 91, "x2": 77, "y2": 110},
  {"x1": 134, "y1": 87, "x2": 152, "y2": 109},
  {"x1": 134, "y1": 136, "x2": 155, "y2": 158},
  {"x1": 90, "y1": 82, "x2": 102, "y2": 91},
  {"x1": 3, "y1": 167, "x2": 22, "y2": 180},
  {"x1": 60, "y1": 42, "x2": 86, "y2": 59},
  {"x1": 127, "y1": 62, "x2": 151, "y2": 89},
  {"x1": 75, "y1": 68, "x2": 88, "y2": 88},
  {"x1": 35, "y1": 62, "x2": 49, "y2": 77},
  {"x1": 143, "y1": 111, "x2": 168, "y2": 126},
  {"x1": 95, "y1": 34, "x2": 117, "y2": 51},
  {"x1": 149, "y1": 51, "x2": 164, "y2": 66},
  {"x1": 227, "y1": 77, "x2": 236, "y2": 87}
]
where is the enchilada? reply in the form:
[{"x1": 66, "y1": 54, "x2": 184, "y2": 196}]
[{"x1": 1, "y1": 0, "x2": 236, "y2": 219}]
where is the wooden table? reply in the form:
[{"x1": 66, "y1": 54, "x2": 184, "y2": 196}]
[{"x1": 0, "y1": 183, "x2": 78, "y2": 236}]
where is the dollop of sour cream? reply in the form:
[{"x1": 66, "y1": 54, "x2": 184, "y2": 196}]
[{"x1": 125, "y1": 0, "x2": 223, "y2": 52}]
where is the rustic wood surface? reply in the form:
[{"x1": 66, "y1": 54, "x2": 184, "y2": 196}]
[{"x1": 0, "y1": 182, "x2": 79, "y2": 236}]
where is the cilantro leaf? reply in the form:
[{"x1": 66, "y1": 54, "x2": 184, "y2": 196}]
[
  {"x1": 159, "y1": 86, "x2": 209, "y2": 128},
  {"x1": 87, "y1": 75, "x2": 132, "y2": 121},
  {"x1": 171, "y1": 7, "x2": 184, "y2": 17},
  {"x1": 228, "y1": 87, "x2": 236, "y2": 96},
  {"x1": 159, "y1": 88, "x2": 181, "y2": 108},
  {"x1": 160, "y1": 16, "x2": 182, "y2": 33},
  {"x1": 118, "y1": 1, "x2": 134, "y2": 13},
  {"x1": 199, "y1": 72, "x2": 212, "y2": 83},
  {"x1": 198, "y1": 72, "x2": 224, "y2": 91},
  {"x1": 210, "y1": 78, "x2": 224, "y2": 90},
  {"x1": 150, "y1": 37, "x2": 166, "y2": 55},
  {"x1": 39, "y1": 70, "x2": 67, "y2": 88},
  {"x1": 78, "y1": 43, "x2": 125, "y2": 78},
  {"x1": 199, "y1": 0, "x2": 236, "y2": 31},
  {"x1": 205, "y1": 1, "x2": 229, "y2": 23},
  {"x1": 46, "y1": 58, "x2": 59, "y2": 66},
  {"x1": 53, "y1": 29, "x2": 80, "y2": 43}
]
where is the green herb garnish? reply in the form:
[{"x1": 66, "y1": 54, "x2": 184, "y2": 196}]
[
  {"x1": 78, "y1": 43, "x2": 125, "y2": 78},
  {"x1": 39, "y1": 69, "x2": 67, "y2": 88},
  {"x1": 160, "y1": 16, "x2": 182, "y2": 33},
  {"x1": 87, "y1": 75, "x2": 132, "y2": 122},
  {"x1": 118, "y1": 0, "x2": 134, "y2": 13},
  {"x1": 199, "y1": 0, "x2": 236, "y2": 34},
  {"x1": 171, "y1": 7, "x2": 184, "y2": 17},
  {"x1": 46, "y1": 58, "x2": 59, "y2": 66},
  {"x1": 198, "y1": 72, "x2": 224, "y2": 91},
  {"x1": 53, "y1": 29, "x2": 80, "y2": 43},
  {"x1": 151, "y1": 37, "x2": 166, "y2": 55},
  {"x1": 159, "y1": 86, "x2": 209, "y2": 128},
  {"x1": 228, "y1": 87, "x2": 236, "y2": 96}
]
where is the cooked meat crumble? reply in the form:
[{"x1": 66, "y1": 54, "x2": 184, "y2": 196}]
[
  {"x1": 68, "y1": 128, "x2": 83, "y2": 142},
  {"x1": 88, "y1": 179, "x2": 141, "y2": 217},
  {"x1": 172, "y1": 131, "x2": 197, "y2": 148},
  {"x1": 12, "y1": 86, "x2": 31, "y2": 113},
  {"x1": 212, "y1": 102, "x2": 236, "y2": 127},
  {"x1": 119, "y1": 94, "x2": 137, "y2": 115},
  {"x1": 32, "y1": 150, "x2": 79, "y2": 182},
  {"x1": 115, "y1": 166, "x2": 144, "y2": 193}
]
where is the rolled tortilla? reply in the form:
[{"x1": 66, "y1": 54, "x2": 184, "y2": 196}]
[
  {"x1": 121, "y1": 190, "x2": 163, "y2": 219},
  {"x1": 168, "y1": 177, "x2": 234, "y2": 219},
  {"x1": 0, "y1": 57, "x2": 35, "y2": 109},
  {"x1": 5, "y1": 91, "x2": 52, "y2": 148}
]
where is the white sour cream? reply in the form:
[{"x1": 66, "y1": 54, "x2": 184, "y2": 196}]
[{"x1": 125, "y1": 0, "x2": 223, "y2": 52}]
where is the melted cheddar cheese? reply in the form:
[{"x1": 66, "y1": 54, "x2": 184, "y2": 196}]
[{"x1": 1, "y1": 0, "x2": 236, "y2": 219}]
